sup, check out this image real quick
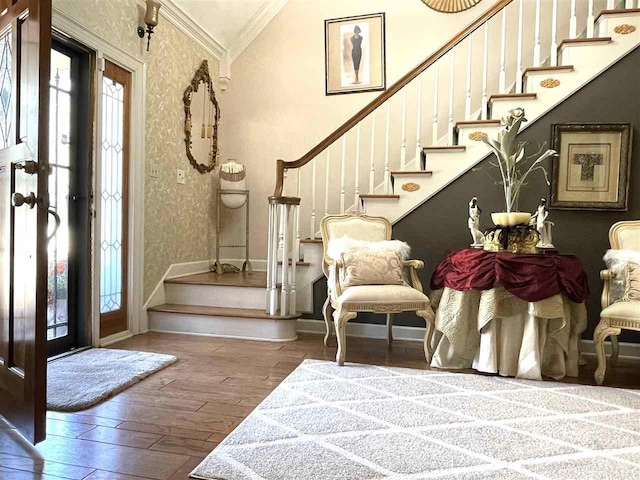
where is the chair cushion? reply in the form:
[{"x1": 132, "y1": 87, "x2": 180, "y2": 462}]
[
  {"x1": 341, "y1": 249, "x2": 405, "y2": 287},
  {"x1": 336, "y1": 285, "x2": 430, "y2": 312},
  {"x1": 601, "y1": 301, "x2": 640, "y2": 321}
]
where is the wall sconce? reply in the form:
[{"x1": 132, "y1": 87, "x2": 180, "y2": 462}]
[{"x1": 137, "y1": 0, "x2": 161, "y2": 51}]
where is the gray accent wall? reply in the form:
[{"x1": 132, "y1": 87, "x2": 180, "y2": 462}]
[{"x1": 312, "y1": 47, "x2": 640, "y2": 342}]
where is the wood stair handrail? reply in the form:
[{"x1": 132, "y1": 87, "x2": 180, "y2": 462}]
[{"x1": 272, "y1": 0, "x2": 514, "y2": 197}]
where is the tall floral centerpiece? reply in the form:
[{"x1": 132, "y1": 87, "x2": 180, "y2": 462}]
[{"x1": 481, "y1": 108, "x2": 557, "y2": 253}]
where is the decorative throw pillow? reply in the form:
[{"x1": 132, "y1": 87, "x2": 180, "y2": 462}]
[
  {"x1": 603, "y1": 249, "x2": 640, "y2": 303},
  {"x1": 340, "y1": 249, "x2": 405, "y2": 287},
  {"x1": 624, "y1": 263, "x2": 640, "y2": 301}
]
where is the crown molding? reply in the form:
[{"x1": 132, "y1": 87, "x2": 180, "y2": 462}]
[
  {"x1": 143, "y1": 0, "x2": 227, "y2": 60},
  {"x1": 227, "y1": 0, "x2": 290, "y2": 63}
]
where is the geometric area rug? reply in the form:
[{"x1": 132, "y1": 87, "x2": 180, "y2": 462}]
[
  {"x1": 47, "y1": 348, "x2": 177, "y2": 412},
  {"x1": 191, "y1": 359, "x2": 640, "y2": 479}
]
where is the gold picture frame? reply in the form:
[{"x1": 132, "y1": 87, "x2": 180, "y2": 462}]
[
  {"x1": 550, "y1": 123, "x2": 633, "y2": 211},
  {"x1": 324, "y1": 13, "x2": 386, "y2": 96}
]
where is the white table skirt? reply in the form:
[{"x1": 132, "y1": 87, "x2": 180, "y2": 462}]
[{"x1": 429, "y1": 287, "x2": 587, "y2": 380}]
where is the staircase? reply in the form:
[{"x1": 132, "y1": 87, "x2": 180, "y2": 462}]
[{"x1": 147, "y1": 1, "x2": 640, "y2": 341}]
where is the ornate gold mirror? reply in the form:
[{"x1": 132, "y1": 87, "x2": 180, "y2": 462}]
[{"x1": 183, "y1": 59, "x2": 220, "y2": 173}]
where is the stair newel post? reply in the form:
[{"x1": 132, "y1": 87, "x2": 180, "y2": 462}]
[
  {"x1": 277, "y1": 170, "x2": 287, "y2": 262},
  {"x1": 569, "y1": 0, "x2": 577, "y2": 39},
  {"x1": 267, "y1": 199, "x2": 280, "y2": 316},
  {"x1": 290, "y1": 203, "x2": 298, "y2": 315},
  {"x1": 310, "y1": 159, "x2": 317, "y2": 239},
  {"x1": 384, "y1": 102, "x2": 391, "y2": 194},
  {"x1": 465, "y1": 36, "x2": 472, "y2": 120},
  {"x1": 447, "y1": 48, "x2": 455, "y2": 146},
  {"x1": 400, "y1": 87, "x2": 407, "y2": 171},
  {"x1": 499, "y1": 9, "x2": 507, "y2": 93},
  {"x1": 587, "y1": 0, "x2": 594, "y2": 38},
  {"x1": 280, "y1": 202, "x2": 290, "y2": 316},
  {"x1": 324, "y1": 149, "x2": 330, "y2": 216},
  {"x1": 516, "y1": 0, "x2": 524, "y2": 93},
  {"x1": 550, "y1": 0, "x2": 558, "y2": 67},
  {"x1": 354, "y1": 123, "x2": 361, "y2": 211},
  {"x1": 432, "y1": 62, "x2": 439, "y2": 145},
  {"x1": 481, "y1": 23, "x2": 489, "y2": 120},
  {"x1": 533, "y1": 0, "x2": 542, "y2": 66},
  {"x1": 369, "y1": 112, "x2": 376, "y2": 195},
  {"x1": 415, "y1": 77, "x2": 423, "y2": 162},
  {"x1": 340, "y1": 135, "x2": 346, "y2": 213}
]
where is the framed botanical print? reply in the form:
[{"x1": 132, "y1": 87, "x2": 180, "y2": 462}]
[
  {"x1": 325, "y1": 13, "x2": 386, "y2": 96},
  {"x1": 550, "y1": 123, "x2": 633, "y2": 210}
]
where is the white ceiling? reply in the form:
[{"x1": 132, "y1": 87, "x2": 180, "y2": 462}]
[{"x1": 172, "y1": 0, "x2": 277, "y2": 51}]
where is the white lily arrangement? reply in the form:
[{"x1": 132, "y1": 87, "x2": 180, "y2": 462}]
[{"x1": 482, "y1": 108, "x2": 557, "y2": 213}]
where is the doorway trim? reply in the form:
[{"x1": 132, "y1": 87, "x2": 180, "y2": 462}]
[{"x1": 52, "y1": 9, "x2": 146, "y2": 346}]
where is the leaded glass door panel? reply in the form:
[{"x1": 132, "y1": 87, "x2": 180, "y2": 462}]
[{"x1": 99, "y1": 60, "x2": 130, "y2": 338}]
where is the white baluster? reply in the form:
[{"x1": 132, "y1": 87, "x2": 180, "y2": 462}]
[
  {"x1": 551, "y1": 0, "x2": 558, "y2": 67},
  {"x1": 533, "y1": 0, "x2": 542, "y2": 66},
  {"x1": 310, "y1": 159, "x2": 316, "y2": 239},
  {"x1": 432, "y1": 62, "x2": 439, "y2": 145},
  {"x1": 606, "y1": 0, "x2": 614, "y2": 9},
  {"x1": 400, "y1": 88, "x2": 407, "y2": 171},
  {"x1": 447, "y1": 48, "x2": 455, "y2": 146},
  {"x1": 415, "y1": 77, "x2": 423, "y2": 160},
  {"x1": 354, "y1": 123, "x2": 361, "y2": 210},
  {"x1": 324, "y1": 149, "x2": 330, "y2": 215},
  {"x1": 465, "y1": 36, "x2": 472, "y2": 120},
  {"x1": 384, "y1": 102, "x2": 391, "y2": 193},
  {"x1": 295, "y1": 171, "x2": 301, "y2": 261},
  {"x1": 369, "y1": 113, "x2": 376, "y2": 194},
  {"x1": 516, "y1": 0, "x2": 524, "y2": 93},
  {"x1": 277, "y1": 170, "x2": 286, "y2": 260},
  {"x1": 290, "y1": 204, "x2": 298, "y2": 314},
  {"x1": 499, "y1": 9, "x2": 507, "y2": 93},
  {"x1": 481, "y1": 23, "x2": 489, "y2": 120},
  {"x1": 626, "y1": 0, "x2": 634, "y2": 8},
  {"x1": 570, "y1": 0, "x2": 577, "y2": 39},
  {"x1": 340, "y1": 135, "x2": 346, "y2": 213},
  {"x1": 266, "y1": 202, "x2": 277, "y2": 314},
  {"x1": 280, "y1": 204, "x2": 290, "y2": 316},
  {"x1": 587, "y1": 0, "x2": 595, "y2": 38}
]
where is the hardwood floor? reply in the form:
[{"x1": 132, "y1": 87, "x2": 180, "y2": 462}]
[{"x1": 2, "y1": 331, "x2": 640, "y2": 479}]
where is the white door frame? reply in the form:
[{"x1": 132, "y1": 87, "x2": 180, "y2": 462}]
[{"x1": 52, "y1": 9, "x2": 146, "y2": 347}]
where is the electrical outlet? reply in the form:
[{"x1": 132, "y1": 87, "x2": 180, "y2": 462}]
[
  {"x1": 149, "y1": 163, "x2": 160, "y2": 178},
  {"x1": 176, "y1": 168, "x2": 186, "y2": 185}
]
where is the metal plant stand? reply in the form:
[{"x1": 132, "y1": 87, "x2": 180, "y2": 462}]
[{"x1": 215, "y1": 189, "x2": 252, "y2": 273}]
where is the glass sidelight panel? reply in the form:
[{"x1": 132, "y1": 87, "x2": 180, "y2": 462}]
[
  {"x1": 0, "y1": 31, "x2": 11, "y2": 149},
  {"x1": 99, "y1": 60, "x2": 129, "y2": 338}
]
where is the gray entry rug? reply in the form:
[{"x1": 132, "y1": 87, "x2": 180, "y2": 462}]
[
  {"x1": 191, "y1": 359, "x2": 640, "y2": 480},
  {"x1": 48, "y1": 348, "x2": 177, "y2": 411}
]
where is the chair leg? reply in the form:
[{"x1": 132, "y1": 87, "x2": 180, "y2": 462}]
[
  {"x1": 417, "y1": 307, "x2": 436, "y2": 364},
  {"x1": 593, "y1": 319, "x2": 621, "y2": 386},
  {"x1": 333, "y1": 308, "x2": 356, "y2": 366},
  {"x1": 610, "y1": 335, "x2": 620, "y2": 367},
  {"x1": 322, "y1": 296, "x2": 332, "y2": 347},
  {"x1": 386, "y1": 313, "x2": 394, "y2": 346}
]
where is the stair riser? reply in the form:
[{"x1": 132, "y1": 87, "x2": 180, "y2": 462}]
[
  {"x1": 559, "y1": 42, "x2": 620, "y2": 70},
  {"x1": 149, "y1": 312, "x2": 298, "y2": 342},
  {"x1": 455, "y1": 126, "x2": 499, "y2": 148},
  {"x1": 490, "y1": 99, "x2": 538, "y2": 121},
  {"x1": 165, "y1": 283, "x2": 266, "y2": 309},
  {"x1": 597, "y1": 13, "x2": 640, "y2": 39},
  {"x1": 523, "y1": 70, "x2": 580, "y2": 96}
]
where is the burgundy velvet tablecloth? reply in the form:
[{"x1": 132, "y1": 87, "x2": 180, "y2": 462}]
[{"x1": 430, "y1": 249, "x2": 589, "y2": 304}]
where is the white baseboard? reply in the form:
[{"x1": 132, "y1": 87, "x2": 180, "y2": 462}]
[
  {"x1": 100, "y1": 330, "x2": 134, "y2": 347},
  {"x1": 580, "y1": 339, "x2": 640, "y2": 360},
  {"x1": 148, "y1": 328, "x2": 297, "y2": 343},
  {"x1": 297, "y1": 319, "x2": 424, "y2": 342}
]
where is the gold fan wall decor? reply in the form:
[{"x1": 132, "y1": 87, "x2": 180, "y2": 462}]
[{"x1": 421, "y1": 0, "x2": 482, "y2": 13}]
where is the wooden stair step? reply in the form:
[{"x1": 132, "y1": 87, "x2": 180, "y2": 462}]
[
  {"x1": 558, "y1": 37, "x2": 612, "y2": 51},
  {"x1": 148, "y1": 304, "x2": 300, "y2": 320},
  {"x1": 455, "y1": 120, "x2": 500, "y2": 129},
  {"x1": 423, "y1": 146, "x2": 466, "y2": 152},
  {"x1": 359, "y1": 194, "x2": 400, "y2": 199},
  {"x1": 300, "y1": 238, "x2": 322, "y2": 244},
  {"x1": 391, "y1": 170, "x2": 433, "y2": 175},
  {"x1": 523, "y1": 65, "x2": 574, "y2": 78},
  {"x1": 597, "y1": 8, "x2": 640, "y2": 23},
  {"x1": 165, "y1": 271, "x2": 267, "y2": 288},
  {"x1": 488, "y1": 93, "x2": 537, "y2": 102}
]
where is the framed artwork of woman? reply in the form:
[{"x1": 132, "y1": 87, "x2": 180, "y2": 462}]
[{"x1": 325, "y1": 13, "x2": 386, "y2": 95}]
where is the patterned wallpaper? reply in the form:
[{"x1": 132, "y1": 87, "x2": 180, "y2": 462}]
[{"x1": 53, "y1": 0, "x2": 220, "y2": 299}]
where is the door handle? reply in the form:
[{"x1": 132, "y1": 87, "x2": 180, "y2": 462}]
[
  {"x1": 11, "y1": 192, "x2": 37, "y2": 209},
  {"x1": 47, "y1": 209, "x2": 61, "y2": 242}
]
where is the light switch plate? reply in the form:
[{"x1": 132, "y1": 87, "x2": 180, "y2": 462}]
[
  {"x1": 176, "y1": 168, "x2": 186, "y2": 185},
  {"x1": 149, "y1": 163, "x2": 160, "y2": 178}
]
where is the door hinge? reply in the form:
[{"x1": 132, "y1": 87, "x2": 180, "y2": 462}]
[{"x1": 98, "y1": 56, "x2": 106, "y2": 73}]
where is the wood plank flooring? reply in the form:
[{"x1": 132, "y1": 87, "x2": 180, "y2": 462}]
[{"x1": 2, "y1": 332, "x2": 640, "y2": 479}]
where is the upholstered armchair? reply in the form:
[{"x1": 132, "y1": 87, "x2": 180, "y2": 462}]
[
  {"x1": 594, "y1": 220, "x2": 640, "y2": 385},
  {"x1": 320, "y1": 213, "x2": 436, "y2": 366}
]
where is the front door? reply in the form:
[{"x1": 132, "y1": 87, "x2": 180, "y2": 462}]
[{"x1": 0, "y1": 0, "x2": 52, "y2": 445}]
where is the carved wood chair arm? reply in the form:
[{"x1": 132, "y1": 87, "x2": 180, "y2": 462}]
[
  {"x1": 600, "y1": 269, "x2": 615, "y2": 310},
  {"x1": 327, "y1": 259, "x2": 344, "y2": 299},
  {"x1": 404, "y1": 259, "x2": 425, "y2": 293}
]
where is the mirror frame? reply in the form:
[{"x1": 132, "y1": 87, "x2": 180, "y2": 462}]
[{"x1": 183, "y1": 59, "x2": 220, "y2": 173}]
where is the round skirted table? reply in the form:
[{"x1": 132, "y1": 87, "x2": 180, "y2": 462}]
[{"x1": 429, "y1": 249, "x2": 590, "y2": 380}]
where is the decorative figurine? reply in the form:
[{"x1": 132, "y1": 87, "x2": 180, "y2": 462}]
[
  {"x1": 530, "y1": 198, "x2": 554, "y2": 249},
  {"x1": 468, "y1": 197, "x2": 485, "y2": 248}
]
